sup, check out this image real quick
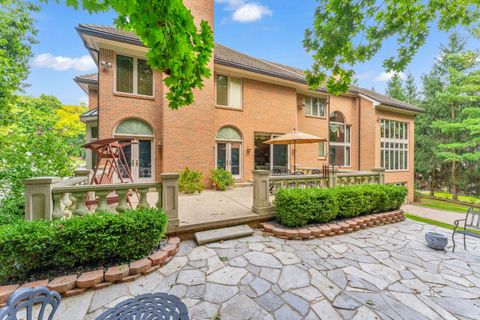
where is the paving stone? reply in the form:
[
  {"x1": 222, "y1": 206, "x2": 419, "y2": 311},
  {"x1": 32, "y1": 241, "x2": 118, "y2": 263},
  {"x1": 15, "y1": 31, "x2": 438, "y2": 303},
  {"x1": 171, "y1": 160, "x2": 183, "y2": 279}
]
[
  {"x1": 274, "y1": 304, "x2": 303, "y2": 320},
  {"x1": 390, "y1": 292, "x2": 442, "y2": 320},
  {"x1": 344, "y1": 266, "x2": 389, "y2": 290},
  {"x1": 327, "y1": 269, "x2": 347, "y2": 289},
  {"x1": 186, "y1": 284, "x2": 205, "y2": 299},
  {"x1": 89, "y1": 283, "x2": 129, "y2": 312},
  {"x1": 63, "y1": 288, "x2": 87, "y2": 297},
  {"x1": 281, "y1": 292, "x2": 309, "y2": 316},
  {"x1": 55, "y1": 290, "x2": 94, "y2": 320},
  {"x1": 249, "y1": 277, "x2": 271, "y2": 296},
  {"x1": 188, "y1": 301, "x2": 219, "y2": 319},
  {"x1": 105, "y1": 264, "x2": 130, "y2": 282},
  {"x1": 177, "y1": 269, "x2": 205, "y2": 286},
  {"x1": 351, "y1": 305, "x2": 381, "y2": 320},
  {"x1": 244, "y1": 251, "x2": 282, "y2": 268},
  {"x1": 229, "y1": 256, "x2": 248, "y2": 267},
  {"x1": 311, "y1": 299, "x2": 342, "y2": 320},
  {"x1": 159, "y1": 256, "x2": 188, "y2": 276},
  {"x1": 168, "y1": 284, "x2": 187, "y2": 298},
  {"x1": 332, "y1": 293, "x2": 362, "y2": 310},
  {"x1": 129, "y1": 272, "x2": 162, "y2": 296},
  {"x1": 206, "y1": 255, "x2": 225, "y2": 274},
  {"x1": 360, "y1": 263, "x2": 401, "y2": 285},
  {"x1": 273, "y1": 251, "x2": 301, "y2": 265},
  {"x1": 240, "y1": 272, "x2": 255, "y2": 285},
  {"x1": 195, "y1": 225, "x2": 253, "y2": 245},
  {"x1": 259, "y1": 267, "x2": 281, "y2": 283},
  {"x1": 291, "y1": 286, "x2": 323, "y2": 302},
  {"x1": 220, "y1": 294, "x2": 273, "y2": 320},
  {"x1": 309, "y1": 268, "x2": 341, "y2": 301},
  {"x1": 187, "y1": 246, "x2": 217, "y2": 261},
  {"x1": 76, "y1": 269, "x2": 104, "y2": 288},
  {"x1": 176, "y1": 240, "x2": 196, "y2": 256},
  {"x1": 255, "y1": 291, "x2": 284, "y2": 311},
  {"x1": 48, "y1": 275, "x2": 77, "y2": 294},
  {"x1": 278, "y1": 265, "x2": 310, "y2": 291},
  {"x1": 207, "y1": 266, "x2": 248, "y2": 285}
]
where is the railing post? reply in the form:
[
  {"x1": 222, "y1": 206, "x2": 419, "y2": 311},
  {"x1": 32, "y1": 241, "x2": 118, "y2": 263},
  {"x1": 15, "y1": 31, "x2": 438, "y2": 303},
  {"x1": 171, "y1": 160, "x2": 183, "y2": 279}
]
[
  {"x1": 160, "y1": 173, "x2": 179, "y2": 231},
  {"x1": 24, "y1": 177, "x2": 61, "y2": 221},
  {"x1": 252, "y1": 170, "x2": 273, "y2": 215},
  {"x1": 328, "y1": 168, "x2": 338, "y2": 188},
  {"x1": 74, "y1": 168, "x2": 91, "y2": 178},
  {"x1": 371, "y1": 168, "x2": 385, "y2": 184}
]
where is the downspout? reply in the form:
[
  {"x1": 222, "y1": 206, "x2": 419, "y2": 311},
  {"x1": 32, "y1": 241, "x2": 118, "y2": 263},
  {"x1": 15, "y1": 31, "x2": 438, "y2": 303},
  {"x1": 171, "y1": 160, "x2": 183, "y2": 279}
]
[{"x1": 358, "y1": 97, "x2": 361, "y2": 170}]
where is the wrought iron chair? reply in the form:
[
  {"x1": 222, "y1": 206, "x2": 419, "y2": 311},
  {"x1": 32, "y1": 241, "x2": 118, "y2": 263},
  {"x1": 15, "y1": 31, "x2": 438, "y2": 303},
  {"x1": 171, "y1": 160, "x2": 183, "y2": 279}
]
[
  {"x1": 96, "y1": 292, "x2": 188, "y2": 320},
  {"x1": 0, "y1": 286, "x2": 61, "y2": 320},
  {"x1": 452, "y1": 207, "x2": 480, "y2": 252}
]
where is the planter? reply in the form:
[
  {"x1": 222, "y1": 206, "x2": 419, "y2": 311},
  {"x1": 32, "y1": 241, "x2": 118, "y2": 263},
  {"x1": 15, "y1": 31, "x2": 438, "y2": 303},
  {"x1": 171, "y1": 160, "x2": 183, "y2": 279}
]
[{"x1": 425, "y1": 232, "x2": 448, "y2": 250}]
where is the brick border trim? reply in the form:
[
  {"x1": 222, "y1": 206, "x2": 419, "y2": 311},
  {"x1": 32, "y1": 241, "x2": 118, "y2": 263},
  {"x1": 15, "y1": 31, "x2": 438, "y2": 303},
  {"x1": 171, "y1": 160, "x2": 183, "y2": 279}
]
[
  {"x1": 260, "y1": 210, "x2": 405, "y2": 240},
  {"x1": 0, "y1": 237, "x2": 181, "y2": 306}
]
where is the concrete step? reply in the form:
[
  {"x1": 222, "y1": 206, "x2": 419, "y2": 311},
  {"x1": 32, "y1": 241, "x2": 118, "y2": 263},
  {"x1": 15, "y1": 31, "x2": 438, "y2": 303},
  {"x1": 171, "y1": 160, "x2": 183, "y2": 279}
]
[
  {"x1": 234, "y1": 182, "x2": 253, "y2": 188},
  {"x1": 195, "y1": 225, "x2": 254, "y2": 245}
]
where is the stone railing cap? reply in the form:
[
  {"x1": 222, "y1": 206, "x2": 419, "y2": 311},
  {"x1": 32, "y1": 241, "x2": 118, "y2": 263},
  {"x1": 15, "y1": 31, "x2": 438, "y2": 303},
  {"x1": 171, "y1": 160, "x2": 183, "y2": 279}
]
[
  {"x1": 160, "y1": 173, "x2": 179, "y2": 179},
  {"x1": 252, "y1": 170, "x2": 270, "y2": 175},
  {"x1": 24, "y1": 177, "x2": 62, "y2": 185}
]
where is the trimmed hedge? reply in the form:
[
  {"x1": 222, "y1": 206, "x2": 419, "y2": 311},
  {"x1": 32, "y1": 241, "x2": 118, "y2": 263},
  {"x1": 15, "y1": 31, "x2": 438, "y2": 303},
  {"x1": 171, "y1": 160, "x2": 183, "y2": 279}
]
[
  {"x1": 275, "y1": 184, "x2": 407, "y2": 227},
  {"x1": 0, "y1": 208, "x2": 167, "y2": 283},
  {"x1": 179, "y1": 167, "x2": 205, "y2": 193}
]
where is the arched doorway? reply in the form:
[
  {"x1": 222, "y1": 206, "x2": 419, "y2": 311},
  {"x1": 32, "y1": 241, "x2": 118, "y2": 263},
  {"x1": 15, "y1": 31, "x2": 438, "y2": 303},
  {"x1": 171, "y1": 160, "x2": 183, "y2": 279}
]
[
  {"x1": 114, "y1": 119, "x2": 154, "y2": 182},
  {"x1": 329, "y1": 111, "x2": 351, "y2": 167},
  {"x1": 216, "y1": 126, "x2": 242, "y2": 179}
]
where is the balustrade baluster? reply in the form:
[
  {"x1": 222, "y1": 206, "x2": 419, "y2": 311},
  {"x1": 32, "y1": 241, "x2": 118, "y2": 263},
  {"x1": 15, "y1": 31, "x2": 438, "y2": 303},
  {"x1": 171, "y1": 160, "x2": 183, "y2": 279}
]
[
  {"x1": 52, "y1": 193, "x2": 65, "y2": 219},
  {"x1": 137, "y1": 188, "x2": 150, "y2": 209},
  {"x1": 116, "y1": 189, "x2": 129, "y2": 213},
  {"x1": 96, "y1": 191, "x2": 113, "y2": 212},
  {"x1": 72, "y1": 192, "x2": 88, "y2": 216}
]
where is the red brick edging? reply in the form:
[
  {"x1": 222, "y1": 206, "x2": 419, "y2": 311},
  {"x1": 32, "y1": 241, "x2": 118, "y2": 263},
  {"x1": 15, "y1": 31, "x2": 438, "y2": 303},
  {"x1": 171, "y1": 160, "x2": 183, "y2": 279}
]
[
  {"x1": 0, "y1": 237, "x2": 181, "y2": 306},
  {"x1": 261, "y1": 210, "x2": 405, "y2": 240}
]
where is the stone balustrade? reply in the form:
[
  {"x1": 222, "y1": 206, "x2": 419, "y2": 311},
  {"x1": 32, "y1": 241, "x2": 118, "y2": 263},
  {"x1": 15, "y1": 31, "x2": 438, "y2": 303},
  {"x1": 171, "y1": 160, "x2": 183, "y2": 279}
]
[
  {"x1": 252, "y1": 168, "x2": 385, "y2": 215},
  {"x1": 24, "y1": 172, "x2": 180, "y2": 231}
]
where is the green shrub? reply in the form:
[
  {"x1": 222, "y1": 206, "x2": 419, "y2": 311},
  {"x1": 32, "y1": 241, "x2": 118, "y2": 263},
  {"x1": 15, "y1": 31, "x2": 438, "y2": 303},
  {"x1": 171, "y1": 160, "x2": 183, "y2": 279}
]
[
  {"x1": 275, "y1": 184, "x2": 407, "y2": 227},
  {"x1": 179, "y1": 167, "x2": 204, "y2": 193},
  {"x1": 211, "y1": 168, "x2": 234, "y2": 191},
  {"x1": 0, "y1": 208, "x2": 167, "y2": 283}
]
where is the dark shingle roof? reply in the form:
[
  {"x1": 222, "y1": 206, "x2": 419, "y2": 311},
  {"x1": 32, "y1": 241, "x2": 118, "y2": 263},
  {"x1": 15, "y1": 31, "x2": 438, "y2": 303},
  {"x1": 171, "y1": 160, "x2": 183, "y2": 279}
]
[
  {"x1": 76, "y1": 24, "x2": 422, "y2": 113},
  {"x1": 74, "y1": 73, "x2": 98, "y2": 84},
  {"x1": 80, "y1": 108, "x2": 98, "y2": 119}
]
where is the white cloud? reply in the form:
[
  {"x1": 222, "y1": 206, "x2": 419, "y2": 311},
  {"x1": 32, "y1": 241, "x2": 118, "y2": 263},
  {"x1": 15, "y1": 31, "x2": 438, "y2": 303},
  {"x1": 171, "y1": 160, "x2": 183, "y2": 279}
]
[
  {"x1": 374, "y1": 71, "x2": 406, "y2": 82},
  {"x1": 32, "y1": 53, "x2": 96, "y2": 71},
  {"x1": 79, "y1": 95, "x2": 89, "y2": 105},
  {"x1": 216, "y1": 0, "x2": 272, "y2": 23}
]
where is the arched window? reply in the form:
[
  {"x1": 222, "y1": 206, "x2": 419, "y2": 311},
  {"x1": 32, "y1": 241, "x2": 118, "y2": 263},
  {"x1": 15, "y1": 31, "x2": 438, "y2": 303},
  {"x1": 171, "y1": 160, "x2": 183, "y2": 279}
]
[
  {"x1": 329, "y1": 111, "x2": 351, "y2": 167},
  {"x1": 216, "y1": 126, "x2": 242, "y2": 178},
  {"x1": 115, "y1": 119, "x2": 153, "y2": 136}
]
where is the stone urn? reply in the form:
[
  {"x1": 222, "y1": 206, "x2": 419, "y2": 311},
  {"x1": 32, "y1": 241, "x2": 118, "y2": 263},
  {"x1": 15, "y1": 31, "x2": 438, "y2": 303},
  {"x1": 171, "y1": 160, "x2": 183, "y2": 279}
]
[{"x1": 425, "y1": 232, "x2": 448, "y2": 250}]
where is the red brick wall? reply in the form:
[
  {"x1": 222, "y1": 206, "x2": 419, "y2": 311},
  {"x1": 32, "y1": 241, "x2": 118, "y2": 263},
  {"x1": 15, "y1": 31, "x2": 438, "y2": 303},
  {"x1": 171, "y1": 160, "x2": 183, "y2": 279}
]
[{"x1": 88, "y1": 89, "x2": 97, "y2": 110}]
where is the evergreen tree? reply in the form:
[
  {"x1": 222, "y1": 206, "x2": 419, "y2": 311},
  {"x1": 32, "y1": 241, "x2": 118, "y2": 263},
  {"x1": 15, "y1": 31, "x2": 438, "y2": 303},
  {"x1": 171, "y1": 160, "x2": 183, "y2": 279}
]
[
  {"x1": 385, "y1": 73, "x2": 406, "y2": 101},
  {"x1": 404, "y1": 72, "x2": 419, "y2": 104}
]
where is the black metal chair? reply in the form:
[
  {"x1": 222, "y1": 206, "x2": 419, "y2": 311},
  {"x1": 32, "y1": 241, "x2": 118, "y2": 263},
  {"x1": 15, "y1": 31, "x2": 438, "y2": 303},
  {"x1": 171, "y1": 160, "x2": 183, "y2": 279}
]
[
  {"x1": 0, "y1": 286, "x2": 61, "y2": 320},
  {"x1": 452, "y1": 207, "x2": 480, "y2": 252},
  {"x1": 96, "y1": 292, "x2": 188, "y2": 320}
]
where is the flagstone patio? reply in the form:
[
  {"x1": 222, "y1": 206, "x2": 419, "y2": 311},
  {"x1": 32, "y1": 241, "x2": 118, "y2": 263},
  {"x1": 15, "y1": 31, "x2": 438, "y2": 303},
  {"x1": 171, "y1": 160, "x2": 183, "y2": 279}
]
[{"x1": 55, "y1": 220, "x2": 480, "y2": 320}]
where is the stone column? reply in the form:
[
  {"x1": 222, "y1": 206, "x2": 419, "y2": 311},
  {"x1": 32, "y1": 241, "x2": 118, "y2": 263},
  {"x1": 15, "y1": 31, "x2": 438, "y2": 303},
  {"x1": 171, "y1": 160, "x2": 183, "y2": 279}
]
[
  {"x1": 328, "y1": 168, "x2": 338, "y2": 188},
  {"x1": 24, "y1": 177, "x2": 61, "y2": 221},
  {"x1": 371, "y1": 167, "x2": 385, "y2": 184},
  {"x1": 252, "y1": 170, "x2": 273, "y2": 215},
  {"x1": 161, "y1": 173, "x2": 180, "y2": 231}
]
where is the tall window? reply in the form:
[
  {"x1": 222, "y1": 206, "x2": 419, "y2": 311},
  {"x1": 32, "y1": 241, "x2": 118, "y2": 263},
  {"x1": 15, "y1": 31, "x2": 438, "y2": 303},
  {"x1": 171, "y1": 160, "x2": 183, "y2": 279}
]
[
  {"x1": 329, "y1": 111, "x2": 351, "y2": 166},
  {"x1": 381, "y1": 119, "x2": 408, "y2": 171},
  {"x1": 116, "y1": 55, "x2": 153, "y2": 96},
  {"x1": 318, "y1": 142, "x2": 326, "y2": 158},
  {"x1": 216, "y1": 74, "x2": 242, "y2": 108},
  {"x1": 305, "y1": 96, "x2": 326, "y2": 117}
]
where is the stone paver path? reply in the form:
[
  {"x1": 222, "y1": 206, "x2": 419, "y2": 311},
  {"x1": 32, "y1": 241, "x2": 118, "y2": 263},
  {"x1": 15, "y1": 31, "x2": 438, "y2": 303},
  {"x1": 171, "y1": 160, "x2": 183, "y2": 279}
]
[
  {"x1": 56, "y1": 220, "x2": 480, "y2": 320},
  {"x1": 402, "y1": 204, "x2": 466, "y2": 225}
]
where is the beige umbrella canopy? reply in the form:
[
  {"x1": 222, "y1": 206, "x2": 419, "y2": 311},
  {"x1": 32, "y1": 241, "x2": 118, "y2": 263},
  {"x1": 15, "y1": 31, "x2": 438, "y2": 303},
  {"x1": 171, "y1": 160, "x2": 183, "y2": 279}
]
[{"x1": 264, "y1": 129, "x2": 326, "y2": 172}]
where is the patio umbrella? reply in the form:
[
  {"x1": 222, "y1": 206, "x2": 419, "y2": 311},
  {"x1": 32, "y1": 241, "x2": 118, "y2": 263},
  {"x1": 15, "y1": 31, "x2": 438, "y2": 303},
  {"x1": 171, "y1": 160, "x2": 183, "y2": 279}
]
[{"x1": 264, "y1": 129, "x2": 326, "y2": 173}]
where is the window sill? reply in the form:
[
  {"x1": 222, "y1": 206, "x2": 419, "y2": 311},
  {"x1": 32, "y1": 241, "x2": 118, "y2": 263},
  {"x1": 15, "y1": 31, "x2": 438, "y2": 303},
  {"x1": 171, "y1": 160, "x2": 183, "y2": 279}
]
[
  {"x1": 305, "y1": 115, "x2": 327, "y2": 120},
  {"x1": 114, "y1": 92, "x2": 155, "y2": 101},
  {"x1": 215, "y1": 105, "x2": 243, "y2": 112},
  {"x1": 385, "y1": 170, "x2": 410, "y2": 173},
  {"x1": 317, "y1": 157, "x2": 327, "y2": 160}
]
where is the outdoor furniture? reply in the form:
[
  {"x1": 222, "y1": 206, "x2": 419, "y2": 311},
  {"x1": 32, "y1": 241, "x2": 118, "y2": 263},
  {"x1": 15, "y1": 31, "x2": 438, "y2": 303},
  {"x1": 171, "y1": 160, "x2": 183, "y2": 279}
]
[
  {"x1": 96, "y1": 292, "x2": 188, "y2": 320},
  {"x1": 452, "y1": 207, "x2": 480, "y2": 252},
  {"x1": 425, "y1": 232, "x2": 448, "y2": 250},
  {"x1": 0, "y1": 286, "x2": 61, "y2": 320}
]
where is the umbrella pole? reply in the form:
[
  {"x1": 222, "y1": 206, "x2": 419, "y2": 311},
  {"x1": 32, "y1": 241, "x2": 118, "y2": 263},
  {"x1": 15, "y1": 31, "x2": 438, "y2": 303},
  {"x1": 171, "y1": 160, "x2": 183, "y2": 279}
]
[{"x1": 293, "y1": 140, "x2": 296, "y2": 174}]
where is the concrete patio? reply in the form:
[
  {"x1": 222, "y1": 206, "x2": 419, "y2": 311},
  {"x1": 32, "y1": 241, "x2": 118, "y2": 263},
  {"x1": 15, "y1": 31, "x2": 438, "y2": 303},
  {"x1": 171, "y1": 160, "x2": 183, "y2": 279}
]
[{"x1": 56, "y1": 219, "x2": 480, "y2": 320}]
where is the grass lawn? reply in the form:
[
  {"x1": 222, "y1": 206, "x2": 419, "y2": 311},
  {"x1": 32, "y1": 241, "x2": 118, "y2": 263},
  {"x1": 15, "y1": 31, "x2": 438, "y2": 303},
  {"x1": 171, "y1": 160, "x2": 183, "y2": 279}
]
[
  {"x1": 404, "y1": 213, "x2": 480, "y2": 236},
  {"x1": 419, "y1": 190, "x2": 480, "y2": 205},
  {"x1": 415, "y1": 197, "x2": 472, "y2": 213}
]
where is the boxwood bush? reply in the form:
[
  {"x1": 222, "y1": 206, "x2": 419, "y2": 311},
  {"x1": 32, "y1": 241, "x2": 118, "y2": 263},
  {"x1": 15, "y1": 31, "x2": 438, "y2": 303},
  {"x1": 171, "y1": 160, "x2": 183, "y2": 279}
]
[
  {"x1": 179, "y1": 167, "x2": 204, "y2": 193},
  {"x1": 0, "y1": 208, "x2": 167, "y2": 283},
  {"x1": 275, "y1": 184, "x2": 407, "y2": 227}
]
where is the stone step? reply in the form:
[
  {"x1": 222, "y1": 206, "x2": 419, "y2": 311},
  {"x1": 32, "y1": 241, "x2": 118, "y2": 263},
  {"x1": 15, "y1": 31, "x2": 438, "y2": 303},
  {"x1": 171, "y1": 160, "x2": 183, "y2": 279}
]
[
  {"x1": 234, "y1": 182, "x2": 253, "y2": 188},
  {"x1": 195, "y1": 225, "x2": 254, "y2": 245}
]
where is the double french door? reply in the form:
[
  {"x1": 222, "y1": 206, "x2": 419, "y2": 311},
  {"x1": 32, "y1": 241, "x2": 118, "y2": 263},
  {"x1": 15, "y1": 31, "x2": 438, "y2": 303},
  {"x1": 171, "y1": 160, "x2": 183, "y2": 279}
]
[
  {"x1": 216, "y1": 141, "x2": 242, "y2": 179},
  {"x1": 120, "y1": 139, "x2": 154, "y2": 182}
]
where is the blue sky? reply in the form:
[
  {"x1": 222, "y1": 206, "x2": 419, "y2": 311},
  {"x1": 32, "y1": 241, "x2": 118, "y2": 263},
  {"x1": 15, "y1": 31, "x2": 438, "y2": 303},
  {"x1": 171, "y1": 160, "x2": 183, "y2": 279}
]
[{"x1": 26, "y1": 0, "x2": 480, "y2": 105}]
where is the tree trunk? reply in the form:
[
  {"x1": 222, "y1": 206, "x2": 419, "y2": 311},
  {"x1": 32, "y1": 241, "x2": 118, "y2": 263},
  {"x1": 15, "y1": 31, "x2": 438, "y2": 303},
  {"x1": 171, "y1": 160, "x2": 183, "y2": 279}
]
[
  {"x1": 451, "y1": 160, "x2": 458, "y2": 201},
  {"x1": 429, "y1": 168, "x2": 436, "y2": 196}
]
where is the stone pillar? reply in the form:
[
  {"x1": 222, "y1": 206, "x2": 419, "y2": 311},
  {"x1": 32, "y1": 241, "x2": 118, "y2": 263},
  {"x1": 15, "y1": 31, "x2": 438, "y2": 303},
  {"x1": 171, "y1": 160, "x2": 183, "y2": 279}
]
[
  {"x1": 24, "y1": 177, "x2": 61, "y2": 221},
  {"x1": 252, "y1": 170, "x2": 273, "y2": 215},
  {"x1": 74, "y1": 168, "x2": 91, "y2": 178},
  {"x1": 371, "y1": 167, "x2": 385, "y2": 184},
  {"x1": 161, "y1": 173, "x2": 180, "y2": 231},
  {"x1": 328, "y1": 168, "x2": 338, "y2": 188}
]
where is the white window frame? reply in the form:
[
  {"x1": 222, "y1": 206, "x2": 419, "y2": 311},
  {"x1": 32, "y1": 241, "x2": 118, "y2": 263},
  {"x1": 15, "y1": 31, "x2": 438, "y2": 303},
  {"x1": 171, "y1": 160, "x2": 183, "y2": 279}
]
[
  {"x1": 329, "y1": 120, "x2": 351, "y2": 167},
  {"x1": 114, "y1": 53, "x2": 154, "y2": 97},
  {"x1": 380, "y1": 119, "x2": 409, "y2": 171},
  {"x1": 215, "y1": 74, "x2": 243, "y2": 109},
  {"x1": 305, "y1": 96, "x2": 326, "y2": 117}
]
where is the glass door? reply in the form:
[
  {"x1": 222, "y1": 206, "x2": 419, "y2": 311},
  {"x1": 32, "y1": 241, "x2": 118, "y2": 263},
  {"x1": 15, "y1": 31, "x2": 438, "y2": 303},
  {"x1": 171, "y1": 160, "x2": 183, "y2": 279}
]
[
  {"x1": 136, "y1": 139, "x2": 153, "y2": 181},
  {"x1": 216, "y1": 142, "x2": 242, "y2": 179}
]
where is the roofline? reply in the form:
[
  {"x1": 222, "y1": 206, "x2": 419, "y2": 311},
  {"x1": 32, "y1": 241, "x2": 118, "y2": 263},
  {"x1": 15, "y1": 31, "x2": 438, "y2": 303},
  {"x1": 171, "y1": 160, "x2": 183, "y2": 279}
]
[{"x1": 76, "y1": 24, "x2": 423, "y2": 113}]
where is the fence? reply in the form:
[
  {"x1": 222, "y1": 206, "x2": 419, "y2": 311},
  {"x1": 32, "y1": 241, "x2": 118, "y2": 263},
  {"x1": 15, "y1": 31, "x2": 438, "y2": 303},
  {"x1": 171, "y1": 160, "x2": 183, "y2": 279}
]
[
  {"x1": 24, "y1": 171, "x2": 180, "y2": 231},
  {"x1": 252, "y1": 167, "x2": 385, "y2": 214}
]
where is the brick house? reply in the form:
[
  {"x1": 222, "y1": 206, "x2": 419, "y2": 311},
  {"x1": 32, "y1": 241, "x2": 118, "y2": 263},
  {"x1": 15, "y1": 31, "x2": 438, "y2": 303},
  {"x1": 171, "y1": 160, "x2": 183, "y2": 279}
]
[{"x1": 75, "y1": 0, "x2": 422, "y2": 202}]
